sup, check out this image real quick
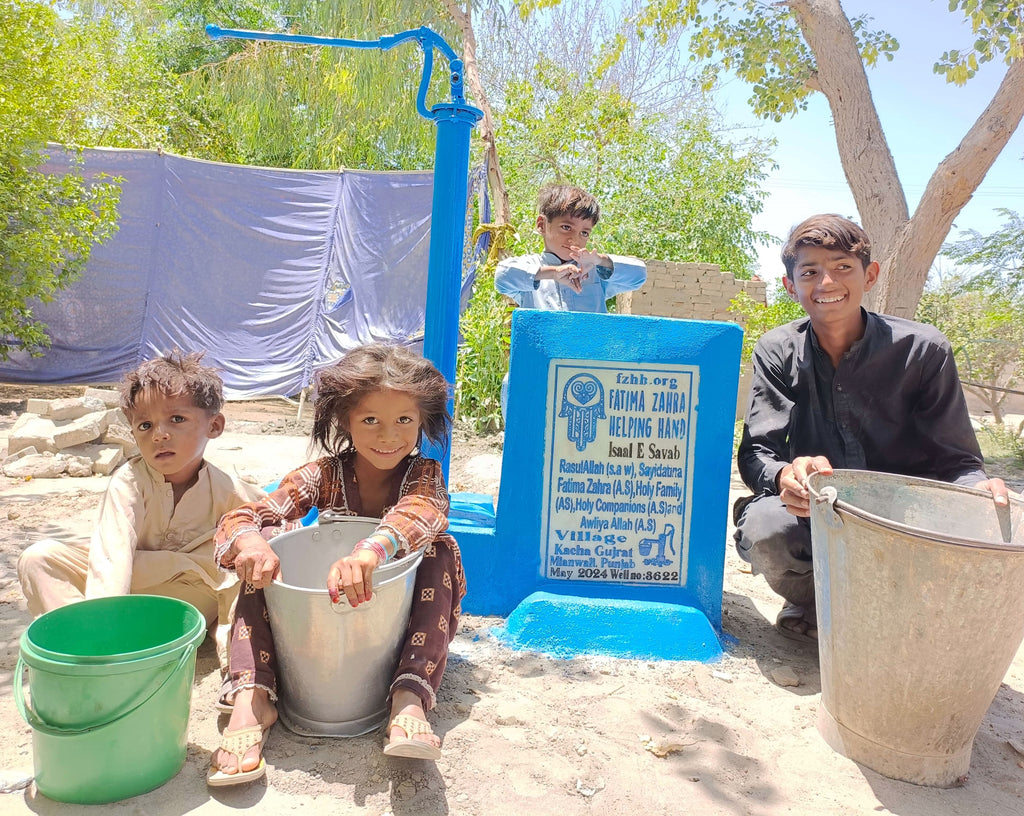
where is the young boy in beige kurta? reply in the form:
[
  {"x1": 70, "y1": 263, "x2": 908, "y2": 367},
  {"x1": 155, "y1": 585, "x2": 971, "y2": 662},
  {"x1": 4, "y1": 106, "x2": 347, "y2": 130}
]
[{"x1": 17, "y1": 351, "x2": 263, "y2": 669}]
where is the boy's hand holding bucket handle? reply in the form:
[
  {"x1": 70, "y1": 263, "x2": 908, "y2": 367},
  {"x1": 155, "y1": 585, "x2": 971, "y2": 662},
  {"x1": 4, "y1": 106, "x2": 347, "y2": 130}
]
[
  {"x1": 233, "y1": 533, "x2": 281, "y2": 588},
  {"x1": 779, "y1": 456, "x2": 834, "y2": 517},
  {"x1": 973, "y1": 477, "x2": 1010, "y2": 506}
]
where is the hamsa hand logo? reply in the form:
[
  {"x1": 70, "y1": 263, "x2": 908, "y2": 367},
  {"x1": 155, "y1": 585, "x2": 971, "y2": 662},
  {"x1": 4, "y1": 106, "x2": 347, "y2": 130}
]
[{"x1": 559, "y1": 373, "x2": 605, "y2": 452}]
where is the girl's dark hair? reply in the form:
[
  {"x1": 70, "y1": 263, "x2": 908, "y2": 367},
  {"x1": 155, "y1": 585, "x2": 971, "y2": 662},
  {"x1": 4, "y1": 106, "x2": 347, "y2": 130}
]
[
  {"x1": 120, "y1": 349, "x2": 224, "y2": 418},
  {"x1": 781, "y1": 214, "x2": 872, "y2": 279},
  {"x1": 311, "y1": 343, "x2": 452, "y2": 457}
]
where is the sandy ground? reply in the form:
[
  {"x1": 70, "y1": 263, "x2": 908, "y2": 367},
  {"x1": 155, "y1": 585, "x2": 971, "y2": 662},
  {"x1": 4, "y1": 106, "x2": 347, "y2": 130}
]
[{"x1": 2, "y1": 392, "x2": 1024, "y2": 815}]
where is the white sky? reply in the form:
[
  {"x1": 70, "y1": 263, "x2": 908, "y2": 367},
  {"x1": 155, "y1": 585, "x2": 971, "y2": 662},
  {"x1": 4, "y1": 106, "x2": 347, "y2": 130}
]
[{"x1": 713, "y1": 0, "x2": 1024, "y2": 283}]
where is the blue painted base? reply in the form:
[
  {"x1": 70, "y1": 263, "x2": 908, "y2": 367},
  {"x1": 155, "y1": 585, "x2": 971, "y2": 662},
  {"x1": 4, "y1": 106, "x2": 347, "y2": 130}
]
[
  {"x1": 449, "y1": 492, "x2": 496, "y2": 526},
  {"x1": 495, "y1": 591, "x2": 723, "y2": 662}
]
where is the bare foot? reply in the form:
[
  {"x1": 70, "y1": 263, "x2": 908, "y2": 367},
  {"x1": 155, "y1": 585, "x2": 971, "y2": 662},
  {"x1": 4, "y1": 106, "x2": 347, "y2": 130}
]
[
  {"x1": 211, "y1": 688, "x2": 278, "y2": 775},
  {"x1": 387, "y1": 688, "x2": 440, "y2": 753}
]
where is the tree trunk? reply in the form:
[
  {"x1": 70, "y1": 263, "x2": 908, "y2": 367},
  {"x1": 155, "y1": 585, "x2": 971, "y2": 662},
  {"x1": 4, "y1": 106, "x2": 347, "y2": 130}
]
[
  {"x1": 443, "y1": 0, "x2": 511, "y2": 230},
  {"x1": 788, "y1": 0, "x2": 1024, "y2": 317},
  {"x1": 877, "y1": 57, "x2": 1024, "y2": 316}
]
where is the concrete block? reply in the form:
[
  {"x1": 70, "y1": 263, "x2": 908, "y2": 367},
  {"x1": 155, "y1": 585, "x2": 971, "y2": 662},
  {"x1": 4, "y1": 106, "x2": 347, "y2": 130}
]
[
  {"x1": 59, "y1": 442, "x2": 105, "y2": 460},
  {"x1": 59, "y1": 442, "x2": 125, "y2": 475},
  {"x1": 51, "y1": 410, "x2": 108, "y2": 450},
  {"x1": 497, "y1": 592, "x2": 722, "y2": 661},
  {"x1": 11, "y1": 412, "x2": 36, "y2": 434},
  {"x1": 84, "y1": 388, "x2": 121, "y2": 408},
  {"x1": 103, "y1": 423, "x2": 139, "y2": 457},
  {"x1": 8, "y1": 416, "x2": 59, "y2": 455},
  {"x1": 25, "y1": 399, "x2": 52, "y2": 416},
  {"x1": 49, "y1": 396, "x2": 107, "y2": 421},
  {"x1": 3, "y1": 446, "x2": 38, "y2": 466},
  {"x1": 3, "y1": 452, "x2": 67, "y2": 479},
  {"x1": 93, "y1": 446, "x2": 124, "y2": 476}
]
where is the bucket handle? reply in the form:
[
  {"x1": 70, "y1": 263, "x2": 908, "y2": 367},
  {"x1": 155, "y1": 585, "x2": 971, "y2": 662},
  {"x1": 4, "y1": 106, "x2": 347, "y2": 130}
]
[
  {"x1": 807, "y1": 481, "x2": 844, "y2": 529},
  {"x1": 14, "y1": 644, "x2": 196, "y2": 737}
]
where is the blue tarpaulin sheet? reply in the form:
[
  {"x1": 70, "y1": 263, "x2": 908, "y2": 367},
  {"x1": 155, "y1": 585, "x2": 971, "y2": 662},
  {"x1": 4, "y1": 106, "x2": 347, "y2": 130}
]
[{"x1": 0, "y1": 147, "x2": 459, "y2": 399}]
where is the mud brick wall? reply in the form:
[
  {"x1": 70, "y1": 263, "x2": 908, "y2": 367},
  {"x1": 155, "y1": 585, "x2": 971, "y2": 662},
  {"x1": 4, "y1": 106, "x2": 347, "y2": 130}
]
[{"x1": 627, "y1": 260, "x2": 767, "y2": 322}]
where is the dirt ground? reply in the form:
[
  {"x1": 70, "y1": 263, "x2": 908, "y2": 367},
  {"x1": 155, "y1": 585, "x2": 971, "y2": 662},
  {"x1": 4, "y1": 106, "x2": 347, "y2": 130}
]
[{"x1": 2, "y1": 387, "x2": 1024, "y2": 815}]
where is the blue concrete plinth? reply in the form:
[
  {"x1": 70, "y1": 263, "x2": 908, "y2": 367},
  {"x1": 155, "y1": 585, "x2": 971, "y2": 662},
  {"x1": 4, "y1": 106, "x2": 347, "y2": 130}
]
[{"x1": 495, "y1": 591, "x2": 723, "y2": 662}]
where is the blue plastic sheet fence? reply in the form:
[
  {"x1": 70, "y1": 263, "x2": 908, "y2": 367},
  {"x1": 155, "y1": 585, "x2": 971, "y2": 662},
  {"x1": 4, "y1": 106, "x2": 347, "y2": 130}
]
[{"x1": 0, "y1": 147, "x2": 468, "y2": 399}]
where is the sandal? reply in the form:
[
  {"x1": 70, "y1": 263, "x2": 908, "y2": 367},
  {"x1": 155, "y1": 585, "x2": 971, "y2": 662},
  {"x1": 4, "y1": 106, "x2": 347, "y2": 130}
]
[
  {"x1": 207, "y1": 725, "x2": 269, "y2": 787},
  {"x1": 215, "y1": 672, "x2": 233, "y2": 713},
  {"x1": 775, "y1": 602, "x2": 818, "y2": 645},
  {"x1": 382, "y1": 714, "x2": 442, "y2": 760}
]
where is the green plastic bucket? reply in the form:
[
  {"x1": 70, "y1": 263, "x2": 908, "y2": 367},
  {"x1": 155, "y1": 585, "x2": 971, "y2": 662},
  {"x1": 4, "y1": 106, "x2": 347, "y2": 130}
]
[{"x1": 15, "y1": 595, "x2": 206, "y2": 804}]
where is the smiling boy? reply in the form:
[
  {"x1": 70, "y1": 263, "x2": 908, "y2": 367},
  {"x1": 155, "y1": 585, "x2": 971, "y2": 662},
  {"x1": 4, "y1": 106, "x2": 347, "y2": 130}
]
[
  {"x1": 18, "y1": 350, "x2": 263, "y2": 669},
  {"x1": 733, "y1": 214, "x2": 1008, "y2": 643},
  {"x1": 494, "y1": 183, "x2": 646, "y2": 313}
]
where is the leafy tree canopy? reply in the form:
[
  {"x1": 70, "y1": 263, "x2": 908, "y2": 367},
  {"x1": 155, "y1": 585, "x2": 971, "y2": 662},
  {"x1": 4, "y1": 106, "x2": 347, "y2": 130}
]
[
  {"x1": 624, "y1": 0, "x2": 1022, "y2": 120},
  {"x1": 570, "y1": 0, "x2": 1024, "y2": 317},
  {"x1": 1, "y1": 1, "x2": 120, "y2": 359},
  {"x1": 917, "y1": 271, "x2": 1024, "y2": 424},
  {"x1": 942, "y1": 208, "x2": 1024, "y2": 296},
  {"x1": 59, "y1": 0, "x2": 462, "y2": 169},
  {"x1": 480, "y1": 0, "x2": 775, "y2": 274}
]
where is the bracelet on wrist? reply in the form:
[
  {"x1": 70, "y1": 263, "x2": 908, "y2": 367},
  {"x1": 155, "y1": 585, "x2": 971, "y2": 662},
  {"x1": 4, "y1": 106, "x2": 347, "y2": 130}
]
[{"x1": 354, "y1": 538, "x2": 388, "y2": 564}]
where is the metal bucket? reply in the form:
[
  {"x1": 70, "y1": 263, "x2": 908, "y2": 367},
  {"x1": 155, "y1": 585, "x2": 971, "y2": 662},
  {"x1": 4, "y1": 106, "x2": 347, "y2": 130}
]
[
  {"x1": 265, "y1": 516, "x2": 423, "y2": 737},
  {"x1": 808, "y1": 469, "x2": 1024, "y2": 787}
]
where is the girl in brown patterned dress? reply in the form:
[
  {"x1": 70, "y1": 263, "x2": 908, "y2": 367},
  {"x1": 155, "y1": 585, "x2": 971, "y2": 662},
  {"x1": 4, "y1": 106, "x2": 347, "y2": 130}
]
[{"x1": 208, "y1": 344, "x2": 466, "y2": 786}]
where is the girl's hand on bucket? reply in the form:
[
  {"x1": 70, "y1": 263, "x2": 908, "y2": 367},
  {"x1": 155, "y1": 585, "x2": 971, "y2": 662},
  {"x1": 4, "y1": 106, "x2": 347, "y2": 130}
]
[
  {"x1": 327, "y1": 549, "x2": 380, "y2": 607},
  {"x1": 779, "y1": 456, "x2": 833, "y2": 517},
  {"x1": 233, "y1": 535, "x2": 281, "y2": 589}
]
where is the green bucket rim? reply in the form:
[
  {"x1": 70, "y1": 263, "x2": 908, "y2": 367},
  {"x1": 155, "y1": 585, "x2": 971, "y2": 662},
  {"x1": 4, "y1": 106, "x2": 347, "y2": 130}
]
[{"x1": 21, "y1": 595, "x2": 205, "y2": 668}]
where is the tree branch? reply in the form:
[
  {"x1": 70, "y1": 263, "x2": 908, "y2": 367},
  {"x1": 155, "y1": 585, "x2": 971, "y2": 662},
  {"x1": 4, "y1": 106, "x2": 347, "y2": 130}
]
[{"x1": 442, "y1": 0, "x2": 511, "y2": 229}]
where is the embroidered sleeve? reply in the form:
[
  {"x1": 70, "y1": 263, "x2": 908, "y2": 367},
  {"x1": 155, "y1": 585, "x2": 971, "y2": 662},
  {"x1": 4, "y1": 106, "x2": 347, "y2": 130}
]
[
  {"x1": 214, "y1": 458, "x2": 332, "y2": 567},
  {"x1": 373, "y1": 458, "x2": 450, "y2": 559}
]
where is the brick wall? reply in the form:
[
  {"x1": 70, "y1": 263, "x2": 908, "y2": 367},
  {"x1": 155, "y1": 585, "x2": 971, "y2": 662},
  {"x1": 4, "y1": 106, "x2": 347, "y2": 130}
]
[
  {"x1": 626, "y1": 260, "x2": 767, "y2": 321},
  {"x1": 623, "y1": 260, "x2": 765, "y2": 420}
]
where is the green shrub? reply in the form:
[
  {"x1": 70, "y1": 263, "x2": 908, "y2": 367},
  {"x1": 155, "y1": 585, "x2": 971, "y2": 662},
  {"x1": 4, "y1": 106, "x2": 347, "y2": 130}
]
[
  {"x1": 976, "y1": 418, "x2": 1024, "y2": 465},
  {"x1": 728, "y1": 281, "x2": 805, "y2": 362},
  {"x1": 455, "y1": 262, "x2": 513, "y2": 433}
]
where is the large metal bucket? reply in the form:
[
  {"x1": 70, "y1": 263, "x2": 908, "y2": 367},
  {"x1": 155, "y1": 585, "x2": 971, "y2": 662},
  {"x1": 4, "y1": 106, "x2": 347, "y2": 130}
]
[
  {"x1": 808, "y1": 470, "x2": 1024, "y2": 787},
  {"x1": 265, "y1": 516, "x2": 423, "y2": 737}
]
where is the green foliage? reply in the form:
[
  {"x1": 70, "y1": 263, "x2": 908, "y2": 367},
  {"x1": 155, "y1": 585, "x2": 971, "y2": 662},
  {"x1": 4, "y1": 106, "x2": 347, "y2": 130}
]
[
  {"x1": 632, "y1": 0, "x2": 898, "y2": 122},
  {"x1": 728, "y1": 279, "x2": 804, "y2": 362},
  {"x1": 57, "y1": 0, "x2": 460, "y2": 169},
  {"x1": 1, "y1": 1, "x2": 121, "y2": 359},
  {"x1": 917, "y1": 274, "x2": 1024, "y2": 424},
  {"x1": 936, "y1": 1, "x2": 1024, "y2": 84},
  {"x1": 942, "y1": 208, "x2": 1024, "y2": 296},
  {"x1": 494, "y1": 57, "x2": 773, "y2": 273},
  {"x1": 185, "y1": 0, "x2": 460, "y2": 169},
  {"x1": 975, "y1": 418, "x2": 1024, "y2": 465},
  {"x1": 455, "y1": 260, "x2": 513, "y2": 432},
  {"x1": 630, "y1": 1, "x2": 1023, "y2": 117}
]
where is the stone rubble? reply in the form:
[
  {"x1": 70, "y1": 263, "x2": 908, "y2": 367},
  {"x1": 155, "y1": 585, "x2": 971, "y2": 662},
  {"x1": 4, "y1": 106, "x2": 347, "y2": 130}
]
[{"x1": 2, "y1": 388, "x2": 137, "y2": 479}]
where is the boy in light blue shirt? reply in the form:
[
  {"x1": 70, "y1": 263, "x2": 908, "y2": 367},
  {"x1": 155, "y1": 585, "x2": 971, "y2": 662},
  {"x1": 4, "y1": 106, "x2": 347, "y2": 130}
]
[
  {"x1": 494, "y1": 184, "x2": 646, "y2": 312},
  {"x1": 494, "y1": 185, "x2": 646, "y2": 415}
]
